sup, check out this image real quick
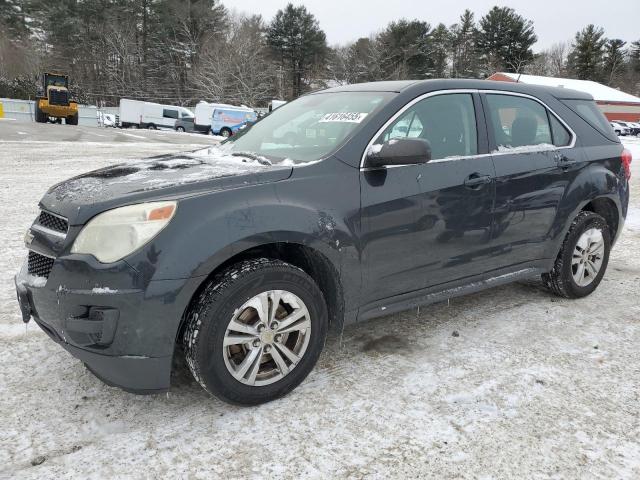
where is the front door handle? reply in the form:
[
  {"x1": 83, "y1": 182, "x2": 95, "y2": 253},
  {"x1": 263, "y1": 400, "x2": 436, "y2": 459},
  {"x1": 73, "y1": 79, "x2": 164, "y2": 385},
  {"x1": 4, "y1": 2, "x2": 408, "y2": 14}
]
[{"x1": 464, "y1": 173, "x2": 492, "y2": 189}]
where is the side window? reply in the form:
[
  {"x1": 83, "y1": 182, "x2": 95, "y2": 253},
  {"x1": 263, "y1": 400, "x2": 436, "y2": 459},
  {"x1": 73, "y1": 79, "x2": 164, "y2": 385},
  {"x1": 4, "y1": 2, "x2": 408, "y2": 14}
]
[
  {"x1": 549, "y1": 114, "x2": 572, "y2": 147},
  {"x1": 376, "y1": 93, "x2": 478, "y2": 160},
  {"x1": 486, "y1": 94, "x2": 553, "y2": 149},
  {"x1": 163, "y1": 109, "x2": 178, "y2": 119}
]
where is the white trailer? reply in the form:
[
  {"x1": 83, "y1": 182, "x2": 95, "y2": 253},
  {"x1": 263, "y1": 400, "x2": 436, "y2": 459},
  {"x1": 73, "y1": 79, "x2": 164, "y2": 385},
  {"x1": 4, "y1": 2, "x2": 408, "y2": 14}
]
[
  {"x1": 119, "y1": 99, "x2": 193, "y2": 130},
  {"x1": 193, "y1": 101, "x2": 237, "y2": 134}
]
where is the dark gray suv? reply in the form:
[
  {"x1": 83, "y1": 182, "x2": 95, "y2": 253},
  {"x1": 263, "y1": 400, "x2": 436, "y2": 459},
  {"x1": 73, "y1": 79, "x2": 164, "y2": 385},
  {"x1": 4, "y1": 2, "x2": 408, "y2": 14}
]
[{"x1": 15, "y1": 80, "x2": 631, "y2": 405}]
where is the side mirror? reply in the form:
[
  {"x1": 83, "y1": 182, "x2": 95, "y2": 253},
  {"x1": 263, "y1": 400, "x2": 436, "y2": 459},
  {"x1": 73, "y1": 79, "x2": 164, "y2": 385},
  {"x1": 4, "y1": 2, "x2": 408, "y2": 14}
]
[{"x1": 366, "y1": 138, "x2": 432, "y2": 168}]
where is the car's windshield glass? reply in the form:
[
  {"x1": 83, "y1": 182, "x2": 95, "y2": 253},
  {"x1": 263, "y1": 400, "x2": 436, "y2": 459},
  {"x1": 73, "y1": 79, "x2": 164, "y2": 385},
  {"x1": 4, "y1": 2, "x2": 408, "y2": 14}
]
[{"x1": 219, "y1": 92, "x2": 394, "y2": 163}]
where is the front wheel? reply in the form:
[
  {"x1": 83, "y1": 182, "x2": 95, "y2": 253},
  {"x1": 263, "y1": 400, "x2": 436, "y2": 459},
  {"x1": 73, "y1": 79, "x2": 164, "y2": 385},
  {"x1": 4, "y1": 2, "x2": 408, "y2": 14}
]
[
  {"x1": 543, "y1": 211, "x2": 611, "y2": 298},
  {"x1": 35, "y1": 102, "x2": 47, "y2": 123},
  {"x1": 176, "y1": 126, "x2": 185, "y2": 132},
  {"x1": 220, "y1": 127, "x2": 232, "y2": 138},
  {"x1": 182, "y1": 258, "x2": 328, "y2": 405}
]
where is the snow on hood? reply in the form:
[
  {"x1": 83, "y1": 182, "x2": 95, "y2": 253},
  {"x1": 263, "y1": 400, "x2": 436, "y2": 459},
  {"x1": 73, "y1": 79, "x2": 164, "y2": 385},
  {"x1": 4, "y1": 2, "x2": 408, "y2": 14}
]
[
  {"x1": 41, "y1": 146, "x2": 293, "y2": 225},
  {"x1": 47, "y1": 147, "x2": 284, "y2": 203}
]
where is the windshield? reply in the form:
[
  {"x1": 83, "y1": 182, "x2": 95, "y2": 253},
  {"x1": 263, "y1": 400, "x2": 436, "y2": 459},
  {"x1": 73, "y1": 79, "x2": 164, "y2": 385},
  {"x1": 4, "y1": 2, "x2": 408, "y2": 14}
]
[
  {"x1": 45, "y1": 75, "x2": 67, "y2": 88},
  {"x1": 220, "y1": 92, "x2": 393, "y2": 163}
]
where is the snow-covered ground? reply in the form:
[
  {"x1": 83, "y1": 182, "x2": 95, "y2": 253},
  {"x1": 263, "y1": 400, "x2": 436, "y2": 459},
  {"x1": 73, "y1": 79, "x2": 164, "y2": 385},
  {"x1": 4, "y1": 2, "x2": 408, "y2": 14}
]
[{"x1": 1, "y1": 137, "x2": 639, "y2": 479}]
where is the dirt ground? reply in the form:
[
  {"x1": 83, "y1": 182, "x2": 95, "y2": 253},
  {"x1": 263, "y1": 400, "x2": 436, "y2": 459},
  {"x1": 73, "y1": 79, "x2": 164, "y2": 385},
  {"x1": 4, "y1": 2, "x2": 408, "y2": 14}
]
[{"x1": 1, "y1": 128, "x2": 639, "y2": 479}]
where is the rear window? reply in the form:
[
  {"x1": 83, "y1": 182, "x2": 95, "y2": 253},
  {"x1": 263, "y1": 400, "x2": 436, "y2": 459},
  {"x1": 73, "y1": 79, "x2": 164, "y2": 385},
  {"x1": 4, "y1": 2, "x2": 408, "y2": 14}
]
[
  {"x1": 163, "y1": 109, "x2": 179, "y2": 119},
  {"x1": 562, "y1": 99, "x2": 618, "y2": 141}
]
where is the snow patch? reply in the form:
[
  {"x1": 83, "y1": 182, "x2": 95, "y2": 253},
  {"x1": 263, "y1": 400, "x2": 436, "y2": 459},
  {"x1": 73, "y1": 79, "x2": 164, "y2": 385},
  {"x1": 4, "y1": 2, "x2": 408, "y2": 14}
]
[
  {"x1": 91, "y1": 287, "x2": 118, "y2": 294},
  {"x1": 494, "y1": 143, "x2": 556, "y2": 153},
  {"x1": 20, "y1": 275, "x2": 47, "y2": 288}
]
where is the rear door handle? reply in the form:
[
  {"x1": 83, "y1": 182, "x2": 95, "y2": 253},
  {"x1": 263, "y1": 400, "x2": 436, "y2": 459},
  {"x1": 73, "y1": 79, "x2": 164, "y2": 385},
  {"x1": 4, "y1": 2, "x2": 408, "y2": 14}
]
[
  {"x1": 554, "y1": 152, "x2": 575, "y2": 167},
  {"x1": 464, "y1": 173, "x2": 492, "y2": 189}
]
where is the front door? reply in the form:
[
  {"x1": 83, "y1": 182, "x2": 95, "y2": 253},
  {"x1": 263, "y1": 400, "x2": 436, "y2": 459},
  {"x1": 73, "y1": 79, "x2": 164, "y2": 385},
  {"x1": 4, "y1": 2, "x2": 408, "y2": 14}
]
[{"x1": 360, "y1": 92, "x2": 495, "y2": 304}]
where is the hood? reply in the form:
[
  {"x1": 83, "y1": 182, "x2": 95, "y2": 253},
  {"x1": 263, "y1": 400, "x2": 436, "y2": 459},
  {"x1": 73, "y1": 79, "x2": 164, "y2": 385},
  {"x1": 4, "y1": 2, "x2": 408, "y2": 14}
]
[{"x1": 41, "y1": 147, "x2": 292, "y2": 225}]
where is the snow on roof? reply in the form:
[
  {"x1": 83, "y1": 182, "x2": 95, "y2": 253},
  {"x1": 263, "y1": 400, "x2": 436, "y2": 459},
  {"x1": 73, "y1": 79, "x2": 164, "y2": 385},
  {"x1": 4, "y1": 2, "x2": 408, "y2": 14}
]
[{"x1": 493, "y1": 73, "x2": 640, "y2": 104}]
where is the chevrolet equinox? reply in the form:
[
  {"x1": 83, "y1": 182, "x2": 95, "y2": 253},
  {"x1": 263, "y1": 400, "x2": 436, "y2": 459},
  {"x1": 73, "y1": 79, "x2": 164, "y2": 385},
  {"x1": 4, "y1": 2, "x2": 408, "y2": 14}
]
[{"x1": 16, "y1": 80, "x2": 631, "y2": 405}]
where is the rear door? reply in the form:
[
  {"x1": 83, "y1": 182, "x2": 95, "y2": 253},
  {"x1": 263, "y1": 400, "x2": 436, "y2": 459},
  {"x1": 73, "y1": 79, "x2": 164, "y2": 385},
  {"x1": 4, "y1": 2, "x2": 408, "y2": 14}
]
[
  {"x1": 482, "y1": 92, "x2": 580, "y2": 267},
  {"x1": 360, "y1": 92, "x2": 496, "y2": 303}
]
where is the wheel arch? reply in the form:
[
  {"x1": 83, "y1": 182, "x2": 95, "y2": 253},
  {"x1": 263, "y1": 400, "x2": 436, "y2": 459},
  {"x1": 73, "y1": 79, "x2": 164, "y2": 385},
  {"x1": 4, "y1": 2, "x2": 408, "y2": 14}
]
[
  {"x1": 175, "y1": 240, "x2": 345, "y2": 344},
  {"x1": 580, "y1": 196, "x2": 620, "y2": 242}
]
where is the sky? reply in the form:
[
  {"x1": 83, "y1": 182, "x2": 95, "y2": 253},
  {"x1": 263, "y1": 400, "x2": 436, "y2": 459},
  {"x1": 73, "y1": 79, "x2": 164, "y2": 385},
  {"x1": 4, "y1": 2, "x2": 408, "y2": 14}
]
[{"x1": 221, "y1": 0, "x2": 640, "y2": 52}]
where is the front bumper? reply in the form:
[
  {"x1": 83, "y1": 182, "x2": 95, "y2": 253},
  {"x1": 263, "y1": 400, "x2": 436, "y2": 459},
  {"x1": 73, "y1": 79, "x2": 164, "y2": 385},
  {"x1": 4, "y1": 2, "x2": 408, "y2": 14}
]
[{"x1": 15, "y1": 259, "x2": 203, "y2": 394}]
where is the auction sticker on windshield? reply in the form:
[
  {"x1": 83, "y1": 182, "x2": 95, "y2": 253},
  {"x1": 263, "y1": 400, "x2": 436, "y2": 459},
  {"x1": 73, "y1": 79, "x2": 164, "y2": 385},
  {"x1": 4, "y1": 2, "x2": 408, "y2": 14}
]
[{"x1": 319, "y1": 112, "x2": 368, "y2": 123}]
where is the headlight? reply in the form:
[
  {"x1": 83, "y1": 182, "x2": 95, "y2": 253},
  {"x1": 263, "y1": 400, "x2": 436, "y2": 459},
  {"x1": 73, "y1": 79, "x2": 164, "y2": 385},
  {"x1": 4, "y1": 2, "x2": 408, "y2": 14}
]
[{"x1": 71, "y1": 201, "x2": 177, "y2": 263}]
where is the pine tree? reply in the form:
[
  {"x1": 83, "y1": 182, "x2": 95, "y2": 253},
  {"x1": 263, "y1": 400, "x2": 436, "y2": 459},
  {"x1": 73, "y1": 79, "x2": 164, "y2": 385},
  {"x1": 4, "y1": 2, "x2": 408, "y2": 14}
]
[
  {"x1": 377, "y1": 19, "x2": 431, "y2": 80},
  {"x1": 0, "y1": 0, "x2": 30, "y2": 39},
  {"x1": 629, "y1": 41, "x2": 640, "y2": 96},
  {"x1": 429, "y1": 23, "x2": 451, "y2": 78},
  {"x1": 602, "y1": 39, "x2": 627, "y2": 87},
  {"x1": 267, "y1": 3, "x2": 327, "y2": 99},
  {"x1": 450, "y1": 10, "x2": 479, "y2": 78},
  {"x1": 567, "y1": 25, "x2": 607, "y2": 81},
  {"x1": 477, "y1": 6, "x2": 537, "y2": 74}
]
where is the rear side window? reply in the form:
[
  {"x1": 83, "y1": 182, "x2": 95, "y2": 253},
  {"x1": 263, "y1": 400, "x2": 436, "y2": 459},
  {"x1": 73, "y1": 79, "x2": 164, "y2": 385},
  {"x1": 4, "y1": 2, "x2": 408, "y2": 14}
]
[
  {"x1": 562, "y1": 99, "x2": 617, "y2": 141},
  {"x1": 549, "y1": 115, "x2": 572, "y2": 147},
  {"x1": 376, "y1": 93, "x2": 478, "y2": 160},
  {"x1": 485, "y1": 94, "x2": 553, "y2": 150},
  {"x1": 163, "y1": 109, "x2": 178, "y2": 119}
]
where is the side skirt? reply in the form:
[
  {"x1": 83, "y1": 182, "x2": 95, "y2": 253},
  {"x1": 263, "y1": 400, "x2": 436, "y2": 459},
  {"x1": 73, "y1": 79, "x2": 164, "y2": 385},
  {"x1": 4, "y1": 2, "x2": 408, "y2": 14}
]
[{"x1": 356, "y1": 266, "x2": 545, "y2": 322}]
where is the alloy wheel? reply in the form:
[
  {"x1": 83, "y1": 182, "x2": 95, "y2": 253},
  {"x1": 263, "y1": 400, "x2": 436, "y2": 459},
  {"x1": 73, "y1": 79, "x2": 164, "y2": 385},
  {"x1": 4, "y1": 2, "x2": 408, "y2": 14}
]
[
  {"x1": 222, "y1": 290, "x2": 311, "y2": 386},
  {"x1": 571, "y1": 228, "x2": 605, "y2": 287}
]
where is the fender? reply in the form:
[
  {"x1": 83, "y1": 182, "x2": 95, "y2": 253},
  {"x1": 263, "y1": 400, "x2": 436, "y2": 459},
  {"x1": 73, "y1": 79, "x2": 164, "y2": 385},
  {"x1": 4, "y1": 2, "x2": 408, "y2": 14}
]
[
  {"x1": 543, "y1": 160, "x2": 625, "y2": 262},
  {"x1": 123, "y1": 158, "x2": 363, "y2": 305}
]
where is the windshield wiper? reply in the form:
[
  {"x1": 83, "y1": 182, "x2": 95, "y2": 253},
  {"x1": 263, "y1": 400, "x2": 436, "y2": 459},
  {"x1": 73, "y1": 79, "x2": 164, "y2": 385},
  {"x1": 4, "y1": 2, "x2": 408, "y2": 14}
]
[{"x1": 231, "y1": 151, "x2": 272, "y2": 166}]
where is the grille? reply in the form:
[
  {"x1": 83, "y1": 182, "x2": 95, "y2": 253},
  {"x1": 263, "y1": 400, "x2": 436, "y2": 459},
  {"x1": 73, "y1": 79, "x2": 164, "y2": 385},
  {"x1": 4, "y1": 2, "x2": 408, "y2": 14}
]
[
  {"x1": 37, "y1": 211, "x2": 68, "y2": 234},
  {"x1": 49, "y1": 89, "x2": 69, "y2": 106},
  {"x1": 28, "y1": 251, "x2": 55, "y2": 279}
]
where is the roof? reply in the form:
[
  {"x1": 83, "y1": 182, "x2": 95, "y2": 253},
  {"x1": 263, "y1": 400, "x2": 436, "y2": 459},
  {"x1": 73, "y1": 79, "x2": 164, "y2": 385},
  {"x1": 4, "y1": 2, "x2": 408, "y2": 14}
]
[
  {"x1": 317, "y1": 78, "x2": 592, "y2": 102},
  {"x1": 489, "y1": 72, "x2": 640, "y2": 104},
  {"x1": 317, "y1": 80, "x2": 419, "y2": 93}
]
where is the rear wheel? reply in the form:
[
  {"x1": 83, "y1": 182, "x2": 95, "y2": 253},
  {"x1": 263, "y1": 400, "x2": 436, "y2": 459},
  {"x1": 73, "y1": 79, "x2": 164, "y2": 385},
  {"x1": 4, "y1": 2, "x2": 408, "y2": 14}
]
[
  {"x1": 176, "y1": 126, "x2": 185, "y2": 132},
  {"x1": 182, "y1": 258, "x2": 328, "y2": 405},
  {"x1": 147, "y1": 124, "x2": 157, "y2": 130},
  {"x1": 220, "y1": 127, "x2": 232, "y2": 138},
  {"x1": 66, "y1": 113, "x2": 78, "y2": 125},
  {"x1": 543, "y1": 211, "x2": 611, "y2": 298}
]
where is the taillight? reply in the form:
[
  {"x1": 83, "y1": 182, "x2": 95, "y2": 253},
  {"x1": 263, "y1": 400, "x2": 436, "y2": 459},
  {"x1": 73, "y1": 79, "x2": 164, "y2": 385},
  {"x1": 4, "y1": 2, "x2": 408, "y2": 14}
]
[{"x1": 622, "y1": 148, "x2": 632, "y2": 180}]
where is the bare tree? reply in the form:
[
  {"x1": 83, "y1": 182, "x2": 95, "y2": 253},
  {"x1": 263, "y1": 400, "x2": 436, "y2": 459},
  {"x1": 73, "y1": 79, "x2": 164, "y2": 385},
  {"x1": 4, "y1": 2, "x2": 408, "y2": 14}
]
[
  {"x1": 192, "y1": 14, "x2": 275, "y2": 106},
  {"x1": 548, "y1": 42, "x2": 569, "y2": 76}
]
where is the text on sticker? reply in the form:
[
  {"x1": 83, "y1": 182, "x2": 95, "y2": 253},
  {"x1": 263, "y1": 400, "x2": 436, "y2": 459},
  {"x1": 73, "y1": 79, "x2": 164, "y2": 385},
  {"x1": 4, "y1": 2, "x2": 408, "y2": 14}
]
[{"x1": 319, "y1": 112, "x2": 368, "y2": 123}]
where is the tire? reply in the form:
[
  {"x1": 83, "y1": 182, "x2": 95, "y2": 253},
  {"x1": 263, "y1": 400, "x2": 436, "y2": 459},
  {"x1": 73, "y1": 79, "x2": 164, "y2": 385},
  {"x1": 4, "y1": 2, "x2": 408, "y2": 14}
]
[
  {"x1": 176, "y1": 126, "x2": 185, "y2": 132},
  {"x1": 542, "y1": 211, "x2": 611, "y2": 299},
  {"x1": 147, "y1": 124, "x2": 156, "y2": 130},
  {"x1": 220, "y1": 127, "x2": 232, "y2": 138},
  {"x1": 35, "y1": 102, "x2": 47, "y2": 123},
  {"x1": 66, "y1": 113, "x2": 78, "y2": 125},
  {"x1": 182, "y1": 258, "x2": 328, "y2": 405}
]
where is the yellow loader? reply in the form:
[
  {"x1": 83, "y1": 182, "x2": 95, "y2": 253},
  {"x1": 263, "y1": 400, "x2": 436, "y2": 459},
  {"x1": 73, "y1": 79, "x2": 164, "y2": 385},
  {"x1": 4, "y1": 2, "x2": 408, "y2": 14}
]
[{"x1": 35, "y1": 73, "x2": 79, "y2": 125}]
